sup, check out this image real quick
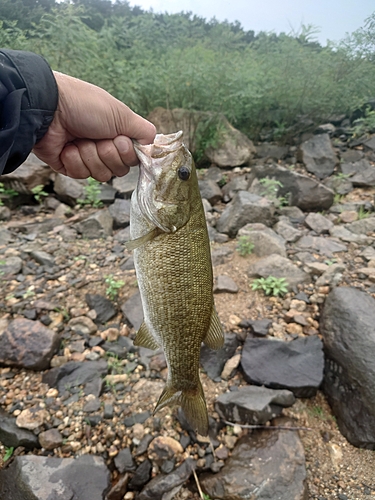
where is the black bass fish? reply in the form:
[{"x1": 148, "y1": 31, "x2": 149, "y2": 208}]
[{"x1": 126, "y1": 131, "x2": 224, "y2": 435}]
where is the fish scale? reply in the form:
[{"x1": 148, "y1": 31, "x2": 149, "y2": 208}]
[{"x1": 127, "y1": 131, "x2": 224, "y2": 435}]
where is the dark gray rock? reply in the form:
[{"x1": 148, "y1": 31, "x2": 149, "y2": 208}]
[
  {"x1": 108, "y1": 198, "x2": 131, "y2": 228},
  {"x1": 247, "y1": 254, "x2": 310, "y2": 291},
  {"x1": 345, "y1": 216, "x2": 375, "y2": 235},
  {"x1": 121, "y1": 291, "x2": 143, "y2": 330},
  {"x1": 112, "y1": 167, "x2": 139, "y2": 198},
  {"x1": 341, "y1": 159, "x2": 375, "y2": 187},
  {"x1": 216, "y1": 191, "x2": 275, "y2": 237},
  {"x1": 213, "y1": 275, "x2": 239, "y2": 294},
  {"x1": 198, "y1": 179, "x2": 222, "y2": 205},
  {"x1": 124, "y1": 411, "x2": 150, "y2": 427},
  {"x1": 114, "y1": 447, "x2": 136, "y2": 473},
  {"x1": 0, "y1": 409, "x2": 39, "y2": 449},
  {"x1": 0, "y1": 454, "x2": 110, "y2": 500},
  {"x1": 30, "y1": 250, "x2": 55, "y2": 268},
  {"x1": 298, "y1": 133, "x2": 338, "y2": 179},
  {"x1": 54, "y1": 174, "x2": 86, "y2": 206},
  {"x1": 250, "y1": 164, "x2": 334, "y2": 211},
  {"x1": 98, "y1": 183, "x2": 117, "y2": 204},
  {"x1": 38, "y1": 429, "x2": 63, "y2": 450},
  {"x1": 211, "y1": 246, "x2": 233, "y2": 266},
  {"x1": 238, "y1": 223, "x2": 287, "y2": 257},
  {"x1": 323, "y1": 176, "x2": 353, "y2": 195},
  {"x1": 274, "y1": 218, "x2": 303, "y2": 243},
  {"x1": 295, "y1": 235, "x2": 347, "y2": 257},
  {"x1": 321, "y1": 287, "x2": 375, "y2": 449},
  {"x1": 201, "y1": 430, "x2": 308, "y2": 500},
  {"x1": 200, "y1": 333, "x2": 240, "y2": 381},
  {"x1": 115, "y1": 226, "x2": 131, "y2": 244},
  {"x1": 304, "y1": 213, "x2": 334, "y2": 234},
  {"x1": 128, "y1": 459, "x2": 152, "y2": 490},
  {"x1": 255, "y1": 142, "x2": 289, "y2": 160},
  {"x1": 241, "y1": 336, "x2": 324, "y2": 397},
  {"x1": 85, "y1": 294, "x2": 116, "y2": 323},
  {"x1": 278, "y1": 206, "x2": 305, "y2": 223},
  {"x1": 0, "y1": 256, "x2": 22, "y2": 276},
  {"x1": 0, "y1": 154, "x2": 51, "y2": 193},
  {"x1": 75, "y1": 209, "x2": 113, "y2": 239},
  {"x1": 42, "y1": 359, "x2": 108, "y2": 394},
  {"x1": 341, "y1": 149, "x2": 364, "y2": 163},
  {"x1": 239, "y1": 318, "x2": 272, "y2": 337},
  {"x1": 221, "y1": 175, "x2": 250, "y2": 200},
  {"x1": 0, "y1": 319, "x2": 60, "y2": 370},
  {"x1": 0, "y1": 206, "x2": 12, "y2": 221},
  {"x1": 138, "y1": 459, "x2": 195, "y2": 500},
  {"x1": 215, "y1": 386, "x2": 295, "y2": 425},
  {"x1": 83, "y1": 397, "x2": 101, "y2": 413}
]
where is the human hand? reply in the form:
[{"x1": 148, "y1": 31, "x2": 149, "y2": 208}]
[{"x1": 33, "y1": 72, "x2": 156, "y2": 182}]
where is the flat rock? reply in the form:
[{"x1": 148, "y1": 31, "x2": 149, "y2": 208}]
[
  {"x1": 255, "y1": 142, "x2": 289, "y2": 160},
  {"x1": 241, "y1": 336, "x2": 324, "y2": 397},
  {"x1": 138, "y1": 458, "x2": 195, "y2": 500},
  {"x1": 38, "y1": 428, "x2": 63, "y2": 450},
  {"x1": 247, "y1": 254, "x2": 310, "y2": 291},
  {"x1": 345, "y1": 216, "x2": 375, "y2": 235},
  {"x1": 221, "y1": 175, "x2": 250, "y2": 200},
  {"x1": 121, "y1": 291, "x2": 143, "y2": 330},
  {"x1": 112, "y1": 167, "x2": 139, "y2": 198},
  {"x1": 274, "y1": 218, "x2": 303, "y2": 243},
  {"x1": 216, "y1": 191, "x2": 275, "y2": 237},
  {"x1": 0, "y1": 153, "x2": 51, "y2": 193},
  {"x1": 85, "y1": 293, "x2": 116, "y2": 323},
  {"x1": 321, "y1": 287, "x2": 375, "y2": 448},
  {"x1": 114, "y1": 447, "x2": 136, "y2": 473},
  {"x1": 238, "y1": 223, "x2": 286, "y2": 257},
  {"x1": 295, "y1": 235, "x2": 347, "y2": 257},
  {"x1": 128, "y1": 459, "x2": 152, "y2": 490},
  {"x1": 341, "y1": 159, "x2": 375, "y2": 187},
  {"x1": 0, "y1": 454, "x2": 110, "y2": 500},
  {"x1": 54, "y1": 174, "x2": 86, "y2": 206},
  {"x1": 108, "y1": 198, "x2": 131, "y2": 228},
  {"x1": 215, "y1": 385, "x2": 295, "y2": 425},
  {"x1": 0, "y1": 409, "x2": 39, "y2": 449},
  {"x1": 198, "y1": 179, "x2": 222, "y2": 205},
  {"x1": 0, "y1": 319, "x2": 60, "y2": 370},
  {"x1": 200, "y1": 333, "x2": 240, "y2": 381},
  {"x1": 298, "y1": 133, "x2": 338, "y2": 179},
  {"x1": 201, "y1": 430, "x2": 308, "y2": 500},
  {"x1": 239, "y1": 318, "x2": 272, "y2": 337},
  {"x1": 0, "y1": 256, "x2": 22, "y2": 276},
  {"x1": 250, "y1": 164, "x2": 334, "y2": 211},
  {"x1": 329, "y1": 225, "x2": 370, "y2": 244},
  {"x1": 30, "y1": 250, "x2": 55, "y2": 267},
  {"x1": 304, "y1": 212, "x2": 334, "y2": 234},
  {"x1": 75, "y1": 209, "x2": 113, "y2": 239},
  {"x1": 214, "y1": 275, "x2": 239, "y2": 293},
  {"x1": 42, "y1": 359, "x2": 108, "y2": 395}
]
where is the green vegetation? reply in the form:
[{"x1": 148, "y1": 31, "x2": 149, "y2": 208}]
[
  {"x1": 77, "y1": 178, "x2": 103, "y2": 208},
  {"x1": 4, "y1": 446, "x2": 14, "y2": 461},
  {"x1": 259, "y1": 178, "x2": 283, "y2": 198},
  {"x1": 251, "y1": 276, "x2": 289, "y2": 296},
  {"x1": 358, "y1": 206, "x2": 371, "y2": 219},
  {"x1": 0, "y1": 182, "x2": 18, "y2": 205},
  {"x1": 351, "y1": 107, "x2": 375, "y2": 137},
  {"x1": 105, "y1": 274, "x2": 125, "y2": 300},
  {"x1": 31, "y1": 184, "x2": 48, "y2": 203},
  {"x1": 236, "y1": 235, "x2": 255, "y2": 256},
  {"x1": 0, "y1": 2, "x2": 374, "y2": 143},
  {"x1": 106, "y1": 353, "x2": 124, "y2": 374}
]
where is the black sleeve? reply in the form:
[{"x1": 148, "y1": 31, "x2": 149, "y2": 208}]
[{"x1": 0, "y1": 49, "x2": 58, "y2": 175}]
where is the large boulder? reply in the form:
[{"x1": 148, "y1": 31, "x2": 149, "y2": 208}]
[
  {"x1": 320, "y1": 287, "x2": 375, "y2": 448},
  {"x1": 0, "y1": 455, "x2": 110, "y2": 500},
  {"x1": 216, "y1": 191, "x2": 275, "y2": 237},
  {"x1": 249, "y1": 164, "x2": 334, "y2": 211},
  {"x1": 0, "y1": 319, "x2": 60, "y2": 371},
  {"x1": 201, "y1": 430, "x2": 308, "y2": 500},
  {"x1": 0, "y1": 153, "x2": 51, "y2": 193},
  {"x1": 54, "y1": 174, "x2": 86, "y2": 206},
  {"x1": 147, "y1": 107, "x2": 255, "y2": 167},
  {"x1": 298, "y1": 133, "x2": 338, "y2": 179},
  {"x1": 241, "y1": 336, "x2": 324, "y2": 397}
]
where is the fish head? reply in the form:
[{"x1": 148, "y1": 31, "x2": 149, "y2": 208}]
[{"x1": 134, "y1": 131, "x2": 195, "y2": 233}]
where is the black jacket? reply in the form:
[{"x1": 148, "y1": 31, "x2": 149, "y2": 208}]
[{"x1": 0, "y1": 49, "x2": 58, "y2": 175}]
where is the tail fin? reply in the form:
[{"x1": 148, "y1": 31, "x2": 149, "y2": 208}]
[{"x1": 154, "y1": 381, "x2": 209, "y2": 436}]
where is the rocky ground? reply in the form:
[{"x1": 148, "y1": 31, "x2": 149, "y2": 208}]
[{"x1": 1, "y1": 121, "x2": 375, "y2": 499}]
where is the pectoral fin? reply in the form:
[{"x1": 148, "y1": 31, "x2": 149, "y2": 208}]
[
  {"x1": 134, "y1": 322, "x2": 159, "y2": 350},
  {"x1": 125, "y1": 227, "x2": 162, "y2": 250},
  {"x1": 204, "y1": 306, "x2": 224, "y2": 350}
]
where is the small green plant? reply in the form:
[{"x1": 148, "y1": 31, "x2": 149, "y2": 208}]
[
  {"x1": 335, "y1": 172, "x2": 350, "y2": 180},
  {"x1": 0, "y1": 182, "x2": 18, "y2": 205},
  {"x1": 236, "y1": 235, "x2": 255, "y2": 256},
  {"x1": 351, "y1": 106, "x2": 375, "y2": 137},
  {"x1": 77, "y1": 178, "x2": 103, "y2": 208},
  {"x1": 259, "y1": 177, "x2": 283, "y2": 198},
  {"x1": 105, "y1": 274, "x2": 125, "y2": 300},
  {"x1": 324, "y1": 258, "x2": 337, "y2": 266},
  {"x1": 31, "y1": 185, "x2": 48, "y2": 203},
  {"x1": 333, "y1": 193, "x2": 345, "y2": 204},
  {"x1": 358, "y1": 206, "x2": 371, "y2": 219},
  {"x1": 4, "y1": 446, "x2": 14, "y2": 461},
  {"x1": 218, "y1": 174, "x2": 228, "y2": 187},
  {"x1": 106, "y1": 353, "x2": 124, "y2": 374},
  {"x1": 202, "y1": 494, "x2": 212, "y2": 500},
  {"x1": 251, "y1": 276, "x2": 289, "y2": 297}
]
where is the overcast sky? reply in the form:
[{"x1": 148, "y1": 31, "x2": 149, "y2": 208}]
[{"x1": 127, "y1": 0, "x2": 374, "y2": 45}]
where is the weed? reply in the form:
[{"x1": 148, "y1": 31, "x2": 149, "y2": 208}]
[
  {"x1": 203, "y1": 494, "x2": 212, "y2": 500},
  {"x1": 236, "y1": 235, "x2": 255, "y2": 256},
  {"x1": 105, "y1": 378, "x2": 117, "y2": 395},
  {"x1": 351, "y1": 106, "x2": 375, "y2": 137},
  {"x1": 22, "y1": 288, "x2": 35, "y2": 299},
  {"x1": 194, "y1": 117, "x2": 223, "y2": 164},
  {"x1": 106, "y1": 353, "x2": 124, "y2": 374},
  {"x1": 218, "y1": 174, "x2": 228, "y2": 187},
  {"x1": 0, "y1": 182, "x2": 18, "y2": 205},
  {"x1": 324, "y1": 258, "x2": 337, "y2": 266},
  {"x1": 105, "y1": 275, "x2": 125, "y2": 300},
  {"x1": 335, "y1": 172, "x2": 350, "y2": 180},
  {"x1": 77, "y1": 178, "x2": 103, "y2": 208},
  {"x1": 4, "y1": 446, "x2": 14, "y2": 461},
  {"x1": 31, "y1": 185, "x2": 48, "y2": 203},
  {"x1": 358, "y1": 206, "x2": 371, "y2": 219},
  {"x1": 259, "y1": 177, "x2": 283, "y2": 198},
  {"x1": 251, "y1": 276, "x2": 289, "y2": 297},
  {"x1": 333, "y1": 193, "x2": 345, "y2": 204}
]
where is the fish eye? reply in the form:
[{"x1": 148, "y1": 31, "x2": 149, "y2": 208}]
[{"x1": 178, "y1": 166, "x2": 190, "y2": 181}]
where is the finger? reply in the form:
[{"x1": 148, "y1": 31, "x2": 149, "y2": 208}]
[
  {"x1": 96, "y1": 139, "x2": 130, "y2": 177},
  {"x1": 116, "y1": 107, "x2": 156, "y2": 146},
  {"x1": 73, "y1": 140, "x2": 113, "y2": 183},
  {"x1": 60, "y1": 143, "x2": 91, "y2": 179},
  {"x1": 113, "y1": 136, "x2": 139, "y2": 168}
]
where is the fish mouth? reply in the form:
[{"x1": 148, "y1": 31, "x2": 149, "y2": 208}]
[{"x1": 133, "y1": 131, "x2": 184, "y2": 160}]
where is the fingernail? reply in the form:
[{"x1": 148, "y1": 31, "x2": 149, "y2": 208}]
[{"x1": 115, "y1": 136, "x2": 129, "y2": 155}]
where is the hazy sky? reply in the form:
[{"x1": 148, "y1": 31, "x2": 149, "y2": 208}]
[{"x1": 127, "y1": 0, "x2": 374, "y2": 45}]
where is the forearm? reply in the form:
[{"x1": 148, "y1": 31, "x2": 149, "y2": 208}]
[{"x1": 0, "y1": 49, "x2": 58, "y2": 175}]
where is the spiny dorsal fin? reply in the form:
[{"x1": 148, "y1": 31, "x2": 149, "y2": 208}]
[
  {"x1": 203, "y1": 306, "x2": 224, "y2": 350},
  {"x1": 125, "y1": 227, "x2": 162, "y2": 251},
  {"x1": 134, "y1": 322, "x2": 159, "y2": 350}
]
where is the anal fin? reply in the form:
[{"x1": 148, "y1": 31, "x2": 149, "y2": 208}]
[
  {"x1": 203, "y1": 305, "x2": 224, "y2": 350},
  {"x1": 134, "y1": 322, "x2": 159, "y2": 350}
]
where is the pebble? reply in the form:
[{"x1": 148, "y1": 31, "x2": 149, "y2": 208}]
[{"x1": 38, "y1": 429, "x2": 63, "y2": 450}]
